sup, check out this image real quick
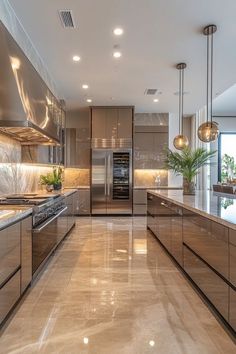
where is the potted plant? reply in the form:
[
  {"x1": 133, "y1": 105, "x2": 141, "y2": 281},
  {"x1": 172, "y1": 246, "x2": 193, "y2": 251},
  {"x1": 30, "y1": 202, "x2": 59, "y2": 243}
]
[
  {"x1": 165, "y1": 147, "x2": 215, "y2": 195},
  {"x1": 40, "y1": 167, "x2": 63, "y2": 191}
]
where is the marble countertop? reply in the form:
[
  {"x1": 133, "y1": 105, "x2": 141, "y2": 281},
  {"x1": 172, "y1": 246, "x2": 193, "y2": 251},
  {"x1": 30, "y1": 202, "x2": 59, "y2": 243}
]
[
  {"x1": 134, "y1": 186, "x2": 182, "y2": 190},
  {"x1": 64, "y1": 186, "x2": 90, "y2": 190},
  {"x1": 147, "y1": 189, "x2": 236, "y2": 230},
  {"x1": 0, "y1": 206, "x2": 32, "y2": 231},
  {"x1": 39, "y1": 188, "x2": 78, "y2": 198}
]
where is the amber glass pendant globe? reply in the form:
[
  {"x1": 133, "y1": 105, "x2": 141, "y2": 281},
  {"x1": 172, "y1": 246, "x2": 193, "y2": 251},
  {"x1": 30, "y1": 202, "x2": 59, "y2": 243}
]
[
  {"x1": 173, "y1": 134, "x2": 189, "y2": 150},
  {"x1": 197, "y1": 121, "x2": 219, "y2": 143}
]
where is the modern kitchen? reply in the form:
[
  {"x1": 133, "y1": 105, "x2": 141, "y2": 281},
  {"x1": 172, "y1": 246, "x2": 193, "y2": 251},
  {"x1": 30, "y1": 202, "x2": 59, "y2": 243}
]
[{"x1": 0, "y1": 0, "x2": 236, "y2": 353}]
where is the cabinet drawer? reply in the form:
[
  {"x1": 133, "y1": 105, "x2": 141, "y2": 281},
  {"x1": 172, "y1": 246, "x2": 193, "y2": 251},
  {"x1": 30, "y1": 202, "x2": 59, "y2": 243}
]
[
  {"x1": 229, "y1": 288, "x2": 236, "y2": 331},
  {"x1": 133, "y1": 204, "x2": 146, "y2": 215},
  {"x1": 184, "y1": 246, "x2": 229, "y2": 320},
  {"x1": 0, "y1": 270, "x2": 20, "y2": 324},
  {"x1": 133, "y1": 190, "x2": 147, "y2": 204},
  {"x1": 0, "y1": 223, "x2": 21, "y2": 286},
  {"x1": 183, "y1": 210, "x2": 229, "y2": 279},
  {"x1": 229, "y1": 229, "x2": 236, "y2": 287}
]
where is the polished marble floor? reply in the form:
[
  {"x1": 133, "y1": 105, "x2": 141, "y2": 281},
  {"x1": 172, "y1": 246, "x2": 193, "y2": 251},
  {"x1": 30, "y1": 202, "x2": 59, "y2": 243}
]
[{"x1": 0, "y1": 217, "x2": 235, "y2": 354}]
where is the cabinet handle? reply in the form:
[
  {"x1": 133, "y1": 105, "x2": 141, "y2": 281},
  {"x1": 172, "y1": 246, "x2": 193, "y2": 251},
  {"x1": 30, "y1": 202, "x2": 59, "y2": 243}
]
[{"x1": 161, "y1": 201, "x2": 168, "y2": 208}]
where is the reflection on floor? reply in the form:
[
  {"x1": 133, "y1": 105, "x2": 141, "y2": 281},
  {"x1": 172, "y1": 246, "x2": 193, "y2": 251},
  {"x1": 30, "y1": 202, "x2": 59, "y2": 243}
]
[{"x1": 0, "y1": 217, "x2": 235, "y2": 354}]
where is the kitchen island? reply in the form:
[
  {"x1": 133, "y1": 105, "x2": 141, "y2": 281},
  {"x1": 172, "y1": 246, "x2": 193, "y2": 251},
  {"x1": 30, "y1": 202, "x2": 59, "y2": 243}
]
[{"x1": 147, "y1": 189, "x2": 236, "y2": 334}]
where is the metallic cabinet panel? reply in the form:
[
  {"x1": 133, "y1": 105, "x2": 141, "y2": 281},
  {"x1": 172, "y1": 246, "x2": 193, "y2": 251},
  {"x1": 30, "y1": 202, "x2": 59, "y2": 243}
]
[
  {"x1": 147, "y1": 193, "x2": 156, "y2": 234},
  {"x1": 65, "y1": 128, "x2": 90, "y2": 168},
  {"x1": 133, "y1": 190, "x2": 147, "y2": 204},
  {"x1": 57, "y1": 207, "x2": 68, "y2": 243},
  {"x1": 183, "y1": 209, "x2": 229, "y2": 279},
  {"x1": 92, "y1": 108, "x2": 107, "y2": 139},
  {"x1": 0, "y1": 270, "x2": 20, "y2": 324},
  {"x1": 134, "y1": 132, "x2": 168, "y2": 169},
  {"x1": 92, "y1": 150, "x2": 107, "y2": 214},
  {"x1": 229, "y1": 229, "x2": 236, "y2": 287},
  {"x1": 106, "y1": 109, "x2": 118, "y2": 139},
  {"x1": 21, "y1": 217, "x2": 32, "y2": 293},
  {"x1": 77, "y1": 190, "x2": 90, "y2": 215},
  {"x1": 155, "y1": 198, "x2": 172, "y2": 252},
  {"x1": 229, "y1": 288, "x2": 236, "y2": 331},
  {"x1": 117, "y1": 108, "x2": 133, "y2": 139},
  {"x1": 184, "y1": 246, "x2": 229, "y2": 321},
  {"x1": 0, "y1": 223, "x2": 20, "y2": 286},
  {"x1": 133, "y1": 204, "x2": 147, "y2": 215},
  {"x1": 170, "y1": 205, "x2": 183, "y2": 266}
]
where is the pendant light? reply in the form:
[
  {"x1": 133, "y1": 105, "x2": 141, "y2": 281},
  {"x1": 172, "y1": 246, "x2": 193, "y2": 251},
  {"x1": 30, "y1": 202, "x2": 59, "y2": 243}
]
[
  {"x1": 173, "y1": 63, "x2": 189, "y2": 150},
  {"x1": 198, "y1": 24, "x2": 219, "y2": 143}
]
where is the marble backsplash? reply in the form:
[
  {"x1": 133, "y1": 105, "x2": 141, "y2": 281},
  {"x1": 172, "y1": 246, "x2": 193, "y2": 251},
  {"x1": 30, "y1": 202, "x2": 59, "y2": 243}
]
[
  {"x1": 0, "y1": 134, "x2": 53, "y2": 195},
  {"x1": 134, "y1": 169, "x2": 168, "y2": 187},
  {"x1": 64, "y1": 168, "x2": 90, "y2": 188}
]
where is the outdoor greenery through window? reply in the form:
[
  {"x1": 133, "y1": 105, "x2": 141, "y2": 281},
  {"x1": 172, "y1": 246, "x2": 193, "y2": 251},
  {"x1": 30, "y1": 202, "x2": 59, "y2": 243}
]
[{"x1": 219, "y1": 133, "x2": 236, "y2": 182}]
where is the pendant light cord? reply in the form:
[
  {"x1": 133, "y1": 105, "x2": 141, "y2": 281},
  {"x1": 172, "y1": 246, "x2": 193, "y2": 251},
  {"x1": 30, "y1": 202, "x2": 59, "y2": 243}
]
[
  {"x1": 182, "y1": 67, "x2": 184, "y2": 135},
  {"x1": 210, "y1": 32, "x2": 213, "y2": 127},
  {"x1": 179, "y1": 68, "x2": 181, "y2": 134},
  {"x1": 206, "y1": 34, "x2": 209, "y2": 124}
]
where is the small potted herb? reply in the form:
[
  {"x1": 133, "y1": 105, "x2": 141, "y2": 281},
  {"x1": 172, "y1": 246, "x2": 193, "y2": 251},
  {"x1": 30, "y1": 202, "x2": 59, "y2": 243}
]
[{"x1": 40, "y1": 167, "x2": 63, "y2": 191}]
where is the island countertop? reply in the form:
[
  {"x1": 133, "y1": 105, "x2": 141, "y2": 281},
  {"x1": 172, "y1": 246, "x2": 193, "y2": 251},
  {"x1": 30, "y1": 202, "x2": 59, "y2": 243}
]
[
  {"x1": 147, "y1": 189, "x2": 236, "y2": 231},
  {"x1": 0, "y1": 206, "x2": 32, "y2": 230}
]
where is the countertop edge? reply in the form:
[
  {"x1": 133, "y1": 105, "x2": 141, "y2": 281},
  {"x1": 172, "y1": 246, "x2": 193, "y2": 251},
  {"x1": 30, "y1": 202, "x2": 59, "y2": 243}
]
[
  {"x1": 147, "y1": 190, "x2": 236, "y2": 231},
  {"x1": 0, "y1": 208, "x2": 33, "y2": 231}
]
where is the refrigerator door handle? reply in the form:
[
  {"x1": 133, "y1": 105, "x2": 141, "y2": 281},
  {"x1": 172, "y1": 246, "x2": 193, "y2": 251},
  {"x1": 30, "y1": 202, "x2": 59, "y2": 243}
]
[
  {"x1": 107, "y1": 153, "x2": 111, "y2": 197},
  {"x1": 105, "y1": 154, "x2": 107, "y2": 196}
]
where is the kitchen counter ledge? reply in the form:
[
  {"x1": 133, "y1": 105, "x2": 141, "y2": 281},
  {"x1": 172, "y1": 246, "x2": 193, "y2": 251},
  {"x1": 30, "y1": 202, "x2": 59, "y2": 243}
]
[
  {"x1": 0, "y1": 206, "x2": 32, "y2": 230},
  {"x1": 147, "y1": 189, "x2": 236, "y2": 231}
]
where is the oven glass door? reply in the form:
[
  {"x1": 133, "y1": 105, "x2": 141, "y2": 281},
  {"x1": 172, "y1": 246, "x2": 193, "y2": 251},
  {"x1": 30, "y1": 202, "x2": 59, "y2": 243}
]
[{"x1": 32, "y1": 217, "x2": 58, "y2": 274}]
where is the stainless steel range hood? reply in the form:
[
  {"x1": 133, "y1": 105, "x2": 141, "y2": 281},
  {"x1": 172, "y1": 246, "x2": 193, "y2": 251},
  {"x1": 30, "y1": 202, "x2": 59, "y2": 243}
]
[{"x1": 0, "y1": 21, "x2": 61, "y2": 145}]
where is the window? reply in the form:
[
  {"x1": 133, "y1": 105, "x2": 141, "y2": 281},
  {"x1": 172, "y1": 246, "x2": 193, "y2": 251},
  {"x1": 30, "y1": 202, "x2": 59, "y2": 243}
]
[{"x1": 218, "y1": 133, "x2": 236, "y2": 182}]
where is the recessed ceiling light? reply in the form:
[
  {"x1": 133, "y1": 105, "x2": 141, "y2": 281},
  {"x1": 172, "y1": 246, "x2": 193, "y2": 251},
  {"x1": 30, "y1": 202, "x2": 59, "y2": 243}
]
[
  {"x1": 73, "y1": 55, "x2": 81, "y2": 62},
  {"x1": 82, "y1": 84, "x2": 89, "y2": 89},
  {"x1": 153, "y1": 98, "x2": 159, "y2": 103},
  {"x1": 113, "y1": 51, "x2": 122, "y2": 58},
  {"x1": 113, "y1": 28, "x2": 124, "y2": 36},
  {"x1": 86, "y1": 98, "x2": 92, "y2": 103}
]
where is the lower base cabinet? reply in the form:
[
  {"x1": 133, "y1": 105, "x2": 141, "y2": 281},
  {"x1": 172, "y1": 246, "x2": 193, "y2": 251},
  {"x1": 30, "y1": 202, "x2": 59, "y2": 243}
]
[
  {"x1": 147, "y1": 192, "x2": 236, "y2": 333},
  {"x1": 183, "y1": 245, "x2": 229, "y2": 321},
  {"x1": 0, "y1": 270, "x2": 21, "y2": 324},
  {"x1": 230, "y1": 289, "x2": 236, "y2": 331}
]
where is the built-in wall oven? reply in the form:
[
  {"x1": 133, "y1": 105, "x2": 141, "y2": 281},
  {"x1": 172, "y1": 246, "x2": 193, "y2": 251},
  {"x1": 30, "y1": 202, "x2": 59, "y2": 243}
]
[
  {"x1": 92, "y1": 149, "x2": 132, "y2": 214},
  {"x1": 32, "y1": 198, "x2": 67, "y2": 276}
]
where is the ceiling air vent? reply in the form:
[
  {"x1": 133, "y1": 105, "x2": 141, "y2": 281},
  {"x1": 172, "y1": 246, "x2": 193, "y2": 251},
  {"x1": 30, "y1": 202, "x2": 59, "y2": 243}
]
[
  {"x1": 59, "y1": 10, "x2": 75, "y2": 28},
  {"x1": 145, "y1": 89, "x2": 158, "y2": 95}
]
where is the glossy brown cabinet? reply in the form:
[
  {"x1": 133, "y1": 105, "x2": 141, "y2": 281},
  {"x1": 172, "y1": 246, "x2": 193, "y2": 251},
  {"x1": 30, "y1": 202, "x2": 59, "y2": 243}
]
[
  {"x1": 0, "y1": 223, "x2": 20, "y2": 286},
  {"x1": 229, "y1": 229, "x2": 236, "y2": 287},
  {"x1": 229, "y1": 288, "x2": 236, "y2": 331},
  {"x1": 184, "y1": 245, "x2": 229, "y2": 321},
  {"x1": 21, "y1": 217, "x2": 32, "y2": 293},
  {"x1": 147, "y1": 192, "x2": 236, "y2": 332},
  {"x1": 147, "y1": 194, "x2": 183, "y2": 265},
  {"x1": 0, "y1": 270, "x2": 20, "y2": 324},
  {"x1": 91, "y1": 107, "x2": 133, "y2": 140},
  {"x1": 134, "y1": 127, "x2": 168, "y2": 169},
  {"x1": 183, "y1": 209, "x2": 229, "y2": 279}
]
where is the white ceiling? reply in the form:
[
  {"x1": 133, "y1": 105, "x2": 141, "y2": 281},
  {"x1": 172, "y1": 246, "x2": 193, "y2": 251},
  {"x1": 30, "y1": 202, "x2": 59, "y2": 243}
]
[{"x1": 8, "y1": 0, "x2": 236, "y2": 114}]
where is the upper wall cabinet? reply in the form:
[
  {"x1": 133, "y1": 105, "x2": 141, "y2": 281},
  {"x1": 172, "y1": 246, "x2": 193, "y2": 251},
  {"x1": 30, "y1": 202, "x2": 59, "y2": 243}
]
[
  {"x1": 134, "y1": 126, "x2": 168, "y2": 169},
  {"x1": 91, "y1": 107, "x2": 133, "y2": 142},
  {"x1": 65, "y1": 109, "x2": 91, "y2": 168}
]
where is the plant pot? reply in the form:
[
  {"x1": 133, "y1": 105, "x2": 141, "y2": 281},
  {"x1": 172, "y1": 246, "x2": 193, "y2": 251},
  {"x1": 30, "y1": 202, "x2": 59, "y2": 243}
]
[
  {"x1": 46, "y1": 184, "x2": 53, "y2": 192},
  {"x1": 183, "y1": 178, "x2": 195, "y2": 195},
  {"x1": 53, "y1": 182, "x2": 62, "y2": 190}
]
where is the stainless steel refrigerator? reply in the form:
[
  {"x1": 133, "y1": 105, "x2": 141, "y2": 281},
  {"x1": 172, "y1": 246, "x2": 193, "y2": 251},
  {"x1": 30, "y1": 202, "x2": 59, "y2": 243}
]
[{"x1": 92, "y1": 149, "x2": 132, "y2": 214}]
